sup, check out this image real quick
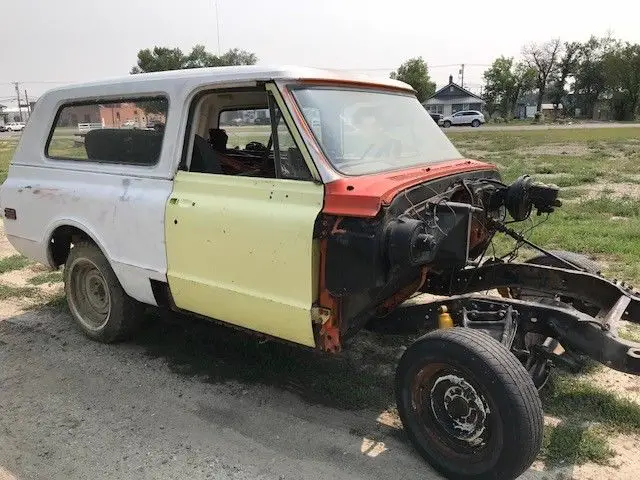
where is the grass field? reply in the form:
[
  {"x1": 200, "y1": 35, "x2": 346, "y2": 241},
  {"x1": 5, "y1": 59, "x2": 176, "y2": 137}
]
[{"x1": 448, "y1": 127, "x2": 640, "y2": 284}]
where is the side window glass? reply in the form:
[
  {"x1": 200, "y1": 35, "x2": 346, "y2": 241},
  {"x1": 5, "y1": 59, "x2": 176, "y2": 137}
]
[
  {"x1": 219, "y1": 109, "x2": 271, "y2": 150},
  {"x1": 46, "y1": 97, "x2": 168, "y2": 165},
  {"x1": 187, "y1": 90, "x2": 313, "y2": 181},
  {"x1": 272, "y1": 103, "x2": 313, "y2": 181}
]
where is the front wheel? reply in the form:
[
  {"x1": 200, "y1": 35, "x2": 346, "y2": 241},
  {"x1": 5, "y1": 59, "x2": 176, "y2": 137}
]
[
  {"x1": 396, "y1": 328, "x2": 543, "y2": 480},
  {"x1": 443, "y1": 120, "x2": 452, "y2": 128}
]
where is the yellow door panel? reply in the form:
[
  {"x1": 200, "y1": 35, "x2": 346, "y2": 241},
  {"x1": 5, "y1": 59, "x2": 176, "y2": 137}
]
[{"x1": 165, "y1": 171, "x2": 324, "y2": 346}]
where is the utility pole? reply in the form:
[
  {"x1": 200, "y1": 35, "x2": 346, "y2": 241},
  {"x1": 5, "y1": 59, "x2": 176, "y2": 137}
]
[
  {"x1": 13, "y1": 82, "x2": 24, "y2": 122},
  {"x1": 24, "y1": 89, "x2": 30, "y2": 116}
]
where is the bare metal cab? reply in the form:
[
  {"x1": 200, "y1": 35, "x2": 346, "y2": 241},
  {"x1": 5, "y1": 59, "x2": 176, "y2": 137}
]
[{"x1": 2, "y1": 65, "x2": 640, "y2": 480}]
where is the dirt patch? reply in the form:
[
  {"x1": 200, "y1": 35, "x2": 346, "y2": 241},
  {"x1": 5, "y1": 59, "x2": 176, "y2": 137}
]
[
  {"x1": 459, "y1": 149, "x2": 492, "y2": 160},
  {"x1": 525, "y1": 144, "x2": 593, "y2": 156},
  {"x1": 0, "y1": 221, "x2": 62, "y2": 314},
  {"x1": 569, "y1": 182, "x2": 640, "y2": 200},
  {"x1": 573, "y1": 434, "x2": 640, "y2": 479},
  {"x1": 0, "y1": 268, "x2": 34, "y2": 287},
  {"x1": 0, "y1": 299, "x2": 30, "y2": 320},
  {"x1": 533, "y1": 172, "x2": 574, "y2": 182},
  {"x1": 0, "y1": 221, "x2": 17, "y2": 258},
  {"x1": 582, "y1": 364, "x2": 640, "y2": 405}
]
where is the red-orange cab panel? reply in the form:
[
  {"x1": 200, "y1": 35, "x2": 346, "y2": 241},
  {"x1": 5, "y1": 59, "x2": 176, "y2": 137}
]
[{"x1": 323, "y1": 159, "x2": 498, "y2": 218}]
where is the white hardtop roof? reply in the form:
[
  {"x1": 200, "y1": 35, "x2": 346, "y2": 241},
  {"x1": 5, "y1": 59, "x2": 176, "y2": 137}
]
[{"x1": 46, "y1": 65, "x2": 414, "y2": 94}]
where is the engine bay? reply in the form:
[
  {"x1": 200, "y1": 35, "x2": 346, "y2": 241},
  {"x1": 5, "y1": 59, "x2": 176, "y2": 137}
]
[
  {"x1": 323, "y1": 170, "x2": 563, "y2": 298},
  {"x1": 384, "y1": 173, "x2": 563, "y2": 270}
]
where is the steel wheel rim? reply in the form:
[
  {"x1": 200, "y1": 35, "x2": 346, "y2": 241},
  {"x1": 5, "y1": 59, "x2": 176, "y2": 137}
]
[
  {"x1": 67, "y1": 258, "x2": 111, "y2": 331},
  {"x1": 409, "y1": 362, "x2": 501, "y2": 467}
]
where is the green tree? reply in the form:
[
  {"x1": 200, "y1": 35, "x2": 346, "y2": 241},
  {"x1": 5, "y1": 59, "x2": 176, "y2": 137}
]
[
  {"x1": 548, "y1": 41, "x2": 581, "y2": 116},
  {"x1": 131, "y1": 45, "x2": 257, "y2": 73},
  {"x1": 604, "y1": 42, "x2": 640, "y2": 120},
  {"x1": 572, "y1": 36, "x2": 617, "y2": 118},
  {"x1": 390, "y1": 57, "x2": 436, "y2": 103},
  {"x1": 483, "y1": 56, "x2": 536, "y2": 118},
  {"x1": 523, "y1": 39, "x2": 562, "y2": 112}
]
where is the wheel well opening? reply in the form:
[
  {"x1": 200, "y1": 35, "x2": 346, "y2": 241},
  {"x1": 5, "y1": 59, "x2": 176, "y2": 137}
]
[{"x1": 49, "y1": 225, "x2": 93, "y2": 267}]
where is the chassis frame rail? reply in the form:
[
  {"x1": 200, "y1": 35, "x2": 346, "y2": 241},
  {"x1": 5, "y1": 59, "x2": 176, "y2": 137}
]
[{"x1": 423, "y1": 262, "x2": 640, "y2": 375}]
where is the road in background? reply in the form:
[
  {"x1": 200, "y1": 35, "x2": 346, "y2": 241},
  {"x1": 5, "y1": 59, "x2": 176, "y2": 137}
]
[{"x1": 442, "y1": 122, "x2": 640, "y2": 132}]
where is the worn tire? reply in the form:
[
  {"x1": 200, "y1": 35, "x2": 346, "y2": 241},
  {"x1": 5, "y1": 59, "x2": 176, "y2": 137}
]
[
  {"x1": 523, "y1": 249, "x2": 600, "y2": 274},
  {"x1": 396, "y1": 328, "x2": 543, "y2": 480},
  {"x1": 64, "y1": 241, "x2": 143, "y2": 343}
]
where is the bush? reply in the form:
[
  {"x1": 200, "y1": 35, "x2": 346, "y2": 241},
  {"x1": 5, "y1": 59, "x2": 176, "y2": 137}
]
[{"x1": 532, "y1": 111, "x2": 545, "y2": 124}]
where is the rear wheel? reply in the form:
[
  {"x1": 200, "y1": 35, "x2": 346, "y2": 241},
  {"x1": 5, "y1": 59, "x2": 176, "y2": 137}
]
[
  {"x1": 471, "y1": 119, "x2": 481, "y2": 127},
  {"x1": 64, "y1": 242, "x2": 143, "y2": 342},
  {"x1": 396, "y1": 328, "x2": 543, "y2": 480}
]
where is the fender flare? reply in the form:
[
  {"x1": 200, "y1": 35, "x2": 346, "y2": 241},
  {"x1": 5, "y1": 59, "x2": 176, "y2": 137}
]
[{"x1": 44, "y1": 217, "x2": 114, "y2": 269}]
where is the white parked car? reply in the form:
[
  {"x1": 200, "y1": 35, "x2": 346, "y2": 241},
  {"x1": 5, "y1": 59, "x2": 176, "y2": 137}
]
[
  {"x1": 2, "y1": 65, "x2": 637, "y2": 480},
  {"x1": 5, "y1": 122, "x2": 26, "y2": 132},
  {"x1": 440, "y1": 110, "x2": 485, "y2": 128}
]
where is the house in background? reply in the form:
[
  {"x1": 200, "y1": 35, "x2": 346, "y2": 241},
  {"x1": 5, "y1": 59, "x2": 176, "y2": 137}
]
[
  {"x1": 515, "y1": 92, "x2": 538, "y2": 119},
  {"x1": 2, "y1": 106, "x2": 29, "y2": 123},
  {"x1": 422, "y1": 75, "x2": 485, "y2": 116},
  {"x1": 1, "y1": 101, "x2": 38, "y2": 124},
  {"x1": 515, "y1": 92, "x2": 564, "y2": 119}
]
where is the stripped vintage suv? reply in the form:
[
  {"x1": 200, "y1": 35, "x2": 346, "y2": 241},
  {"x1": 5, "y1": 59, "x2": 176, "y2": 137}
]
[{"x1": 2, "y1": 66, "x2": 640, "y2": 480}]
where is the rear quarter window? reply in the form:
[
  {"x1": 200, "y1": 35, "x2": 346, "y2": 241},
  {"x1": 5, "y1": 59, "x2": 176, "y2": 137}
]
[{"x1": 46, "y1": 97, "x2": 168, "y2": 166}]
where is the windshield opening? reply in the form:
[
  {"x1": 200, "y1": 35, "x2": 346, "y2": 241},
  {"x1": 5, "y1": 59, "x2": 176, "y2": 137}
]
[{"x1": 289, "y1": 86, "x2": 462, "y2": 176}]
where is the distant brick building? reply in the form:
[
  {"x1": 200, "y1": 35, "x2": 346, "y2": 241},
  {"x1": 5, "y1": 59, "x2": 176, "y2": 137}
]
[
  {"x1": 55, "y1": 101, "x2": 167, "y2": 129},
  {"x1": 100, "y1": 103, "x2": 146, "y2": 128},
  {"x1": 57, "y1": 105, "x2": 101, "y2": 126}
]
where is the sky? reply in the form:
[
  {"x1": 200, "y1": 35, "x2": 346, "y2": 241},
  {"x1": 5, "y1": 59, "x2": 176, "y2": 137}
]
[{"x1": 1, "y1": 0, "x2": 639, "y2": 107}]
